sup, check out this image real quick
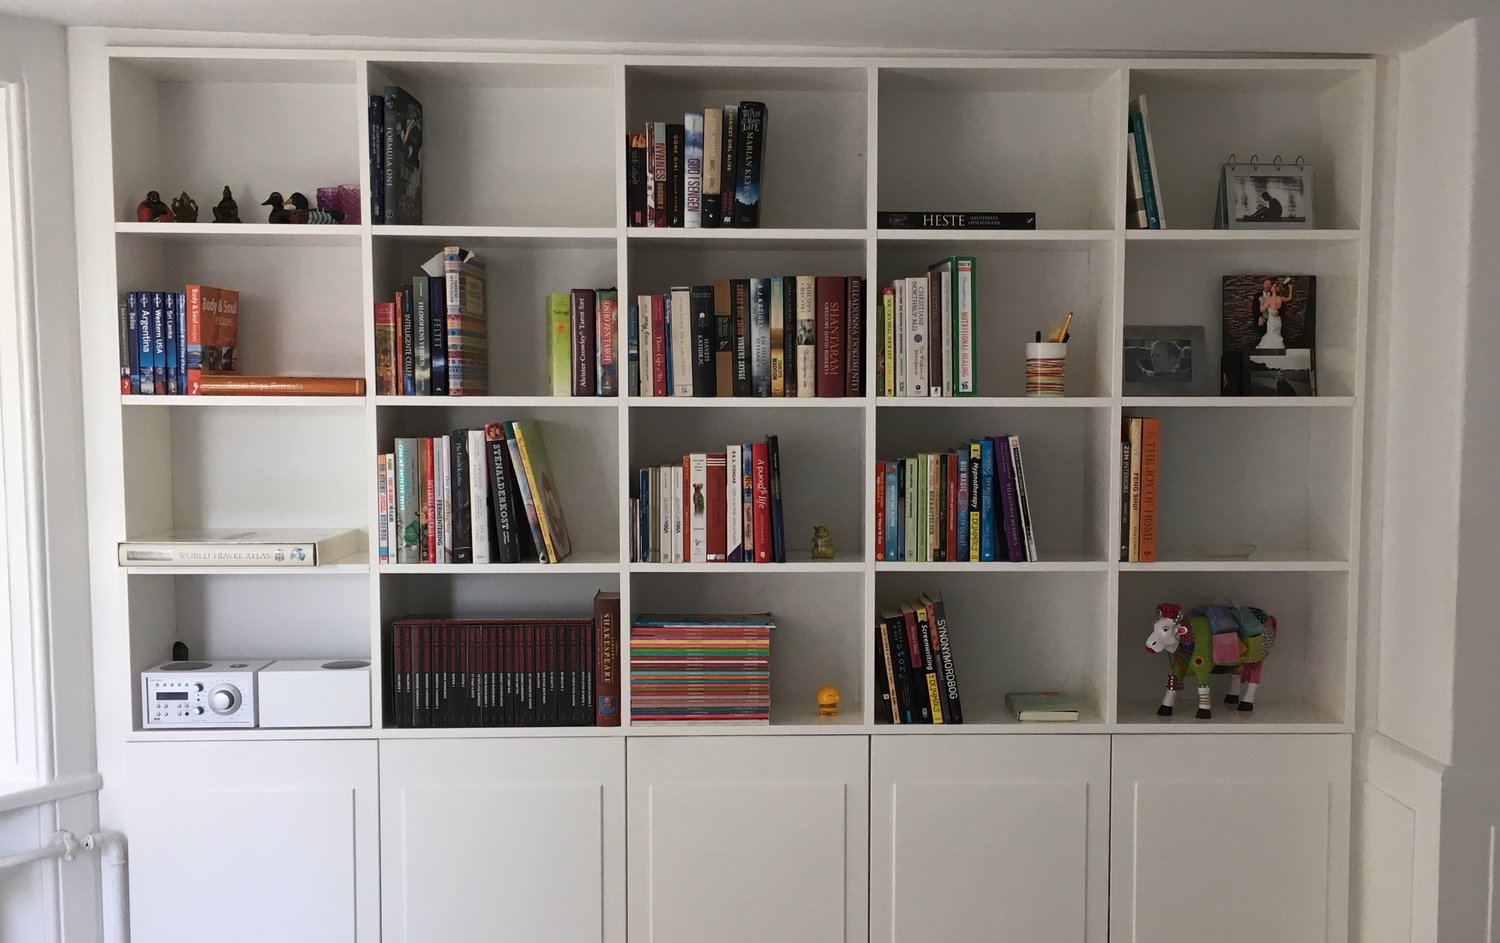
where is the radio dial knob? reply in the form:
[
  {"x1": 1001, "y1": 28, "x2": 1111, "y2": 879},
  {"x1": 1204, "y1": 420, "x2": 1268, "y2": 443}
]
[{"x1": 208, "y1": 685, "x2": 241, "y2": 715}]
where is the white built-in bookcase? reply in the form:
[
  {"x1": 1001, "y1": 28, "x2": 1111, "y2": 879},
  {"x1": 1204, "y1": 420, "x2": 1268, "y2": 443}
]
[{"x1": 81, "y1": 49, "x2": 1373, "y2": 741}]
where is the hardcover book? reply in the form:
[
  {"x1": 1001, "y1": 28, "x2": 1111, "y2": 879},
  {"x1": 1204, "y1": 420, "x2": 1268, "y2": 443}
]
[
  {"x1": 195, "y1": 376, "x2": 365, "y2": 396},
  {"x1": 395, "y1": 438, "x2": 420, "y2": 563},
  {"x1": 571, "y1": 289, "x2": 598, "y2": 397},
  {"x1": 794, "y1": 276, "x2": 816, "y2": 398},
  {"x1": 594, "y1": 591, "x2": 621, "y2": 726},
  {"x1": 666, "y1": 123, "x2": 686, "y2": 227},
  {"x1": 424, "y1": 247, "x2": 488, "y2": 395},
  {"x1": 769, "y1": 277, "x2": 786, "y2": 397},
  {"x1": 731, "y1": 101, "x2": 768, "y2": 227},
  {"x1": 689, "y1": 285, "x2": 715, "y2": 396},
  {"x1": 118, "y1": 529, "x2": 360, "y2": 567},
  {"x1": 877, "y1": 211, "x2": 1036, "y2": 230},
  {"x1": 626, "y1": 132, "x2": 648, "y2": 227},
  {"x1": 185, "y1": 285, "x2": 239, "y2": 395},
  {"x1": 547, "y1": 293, "x2": 571, "y2": 396},
  {"x1": 501, "y1": 423, "x2": 549, "y2": 562},
  {"x1": 598, "y1": 290, "x2": 619, "y2": 396},
  {"x1": 814, "y1": 276, "x2": 846, "y2": 397},
  {"x1": 483, "y1": 423, "x2": 526, "y2": 563},
  {"x1": 412, "y1": 275, "x2": 431, "y2": 395},
  {"x1": 702, "y1": 107, "x2": 723, "y2": 228},
  {"x1": 382, "y1": 85, "x2": 423, "y2": 225},
  {"x1": 712, "y1": 279, "x2": 734, "y2": 396},
  {"x1": 374, "y1": 301, "x2": 397, "y2": 395},
  {"x1": 1005, "y1": 691, "x2": 1080, "y2": 722},
  {"x1": 684, "y1": 112, "x2": 703, "y2": 228},
  {"x1": 368, "y1": 94, "x2": 385, "y2": 224},
  {"x1": 750, "y1": 278, "x2": 771, "y2": 397},
  {"x1": 649, "y1": 122, "x2": 668, "y2": 228},
  {"x1": 510, "y1": 420, "x2": 573, "y2": 563}
]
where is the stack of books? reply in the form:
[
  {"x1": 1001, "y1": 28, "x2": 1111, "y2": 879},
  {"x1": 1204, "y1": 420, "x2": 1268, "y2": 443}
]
[
  {"x1": 120, "y1": 286, "x2": 363, "y2": 396},
  {"x1": 876, "y1": 435, "x2": 1037, "y2": 563},
  {"x1": 547, "y1": 289, "x2": 619, "y2": 396},
  {"x1": 632, "y1": 436, "x2": 787, "y2": 564},
  {"x1": 377, "y1": 420, "x2": 573, "y2": 565},
  {"x1": 369, "y1": 85, "x2": 422, "y2": 226},
  {"x1": 384, "y1": 590, "x2": 621, "y2": 728},
  {"x1": 374, "y1": 247, "x2": 487, "y2": 396},
  {"x1": 876, "y1": 257, "x2": 977, "y2": 398},
  {"x1": 626, "y1": 102, "x2": 768, "y2": 229},
  {"x1": 1120, "y1": 417, "x2": 1160, "y2": 562},
  {"x1": 1126, "y1": 95, "x2": 1165, "y2": 229},
  {"x1": 630, "y1": 612, "x2": 773, "y2": 724},
  {"x1": 629, "y1": 276, "x2": 864, "y2": 398},
  {"x1": 876, "y1": 593, "x2": 964, "y2": 724}
]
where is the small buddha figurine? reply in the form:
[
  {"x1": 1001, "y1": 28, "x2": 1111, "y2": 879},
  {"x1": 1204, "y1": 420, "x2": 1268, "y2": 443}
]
[{"x1": 817, "y1": 685, "x2": 840, "y2": 717}]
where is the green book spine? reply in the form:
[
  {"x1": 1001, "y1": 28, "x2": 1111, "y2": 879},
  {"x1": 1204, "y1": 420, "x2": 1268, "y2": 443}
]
[{"x1": 547, "y1": 293, "x2": 571, "y2": 397}]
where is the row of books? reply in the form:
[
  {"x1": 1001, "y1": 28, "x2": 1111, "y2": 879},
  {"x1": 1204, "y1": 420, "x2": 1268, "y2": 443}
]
[
  {"x1": 376, "y1": 420, "x2": 574, "y2": 565},
  {"x1": 369, "y1": 86, "x2": 423, "y2": 225},
  {"x1": 630, "y1": 613, "x2": 773, "y2": 724},
  {"x1": 547, "y1": 289, "x2": 620, "y2": 397},
  {"x1": 628, "y1": 276, "x2": 864, "y2": 398},
  {"x1": 626, "y1": 102, "x2": 767, "y2": 229},
  {"x1": 383, "y1": 593, "x2": 620, "y2": 728},
  {"x1": 875, "y1": 258, "x2": 977, "y2": 397},
  {"x1": 876, "y1": 435, "x2": 1038, "y2": 563},
  {"x1": 1120, "y1": 417, "x2": 1160, "y2": 562},
  {"x1": 1126, "y1": 95, "x2": 1166, "y2": 229},
  {"x1": 875, "y1": 593, "x2": 964, "y2": 724},
  {"x1": 631, "y1": 437, "x2": 788, "y2": 564},
  {"x1": 374, "y1": 247, "x2": 488, "y2": 396},
  {"x1": 119, "y1": 286, "x2": 237, "y2": 396}
]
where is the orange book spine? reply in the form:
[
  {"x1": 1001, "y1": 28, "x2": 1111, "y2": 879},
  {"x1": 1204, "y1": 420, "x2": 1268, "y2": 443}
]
[
  {"x1": 195, "y1": 375, "x2": 366, "y2": 396},
  {"x1": 1138, "y1": 418, "x2": 1160, "y2": 563}
]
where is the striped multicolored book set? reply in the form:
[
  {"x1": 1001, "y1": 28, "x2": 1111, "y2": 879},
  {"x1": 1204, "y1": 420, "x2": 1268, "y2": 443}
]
[{"x1": 630, "y1": 614, "x2": 773, "y2": 725}]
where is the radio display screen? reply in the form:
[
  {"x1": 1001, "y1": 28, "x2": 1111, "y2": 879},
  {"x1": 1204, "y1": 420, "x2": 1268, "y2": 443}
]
[{"x1": 155, "y1": 692, "x2": 189, "y2": 701}]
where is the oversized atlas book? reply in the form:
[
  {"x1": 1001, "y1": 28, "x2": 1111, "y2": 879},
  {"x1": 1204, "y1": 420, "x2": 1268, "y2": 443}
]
[{"x1": 118, "y1": 529, "x2": 361, "y2": 567}]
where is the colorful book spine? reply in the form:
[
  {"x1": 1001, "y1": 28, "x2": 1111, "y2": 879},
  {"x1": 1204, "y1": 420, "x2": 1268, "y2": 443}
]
[
  {"x1": 174, "y1": 292, "x2": 186, "y2": 394},
  {"x1": 906, "y1": 276, "x2": 928, "y2": 397},
  {"x1": 814, "y1": 276, "x2": 845, "y2": 397},
  {"x1": 1120, "y1": 425, "x2": 1132, "y2": 562},
  {"x1": 412, "y1": 275, "x2": 431, "y2": 395},
  {"x1": 769, "y1": 277, "x2": 786, "y2": 397},
  {"x1": 884, "y1": 463, "x2": 900, "y2": 561},
  {"x1": 684, "y1": 112, "x2": 703, "y2": 229},
  {"x1": 845, "y1": 277, "x2": 863, "y2": 397},
  {"x1": 996, "y1": 436, "x2": 1025, "y2": 562},
  {"x1": 422, "y1": 438, "x2": 437, "y2": 562},
  {"x1": 627, "y1": 302, "x2": 640, "y2": 397},
  {"x1": 881, "y1": 286, "x2": 896, "y2": 397},
  {"x1": 750, "y1": 278, "x2": 771, "y2": 397},
  {"x1": 650, "y1": 294, "x2": 668, "y2": 398},
  {"x1": 752, "y1": 442, "x2": 771, "y2": 563},
  {"x1": 955, "y1": 450, "x2": 970, "y2": 563},
  {"x1": 150, "y1": 291, "x2": 166, "y2": 394},
  {"x1": 978, "y1": 439, "x2": 996, "y2": 562},
  {"x1": 927, "y1": 593, "x2": 963, "y2": 723},
  {"x1": 160, "y1": 291, "x2": 177, "y2": 394},
  {"x1": 731, "y1": 279, "x2": 751, "y2": 396},
  {"x1": 875, "y1": 462, "x2": 886, "y2": 561},
  {"x1": 384, "y1": 455, "x2": 397, "y2": 565},
  {"x1": 503, "y1": 423, "x2": 549, "y2": 563},
  {"x1": 443, "y1": 247, "x2": 489, "y2": 396},
  {"x1": 706, "y1": 453, "x2": 727, "y2": 561},
  {"x1": 599, "y1": 290, "x2": 618, "y2": 396},
  {"x1": 1128, "y1": 418, "x2": 1142, "y2": 561},
  {"x1": 725, "y1": 444, "x2": 743, "y2": 562},
  {"x1": 399, "y1": 286, "x2": 415, "y2": 395},
  {"x1": 428, "y1": 276, "x2": 447, "y2": 396},
  {"x1": 374, "y1": 301, "x2": 397, "y2": 396},
  {"x1": 394, "y1": 438, "x2": 420, "y2": 563},
  {"x1": 930, "y1": 263, "x2": 948, "y2": 396},
  {"x1": 732, "y1": 101, "x2": 767, "y2": 227},
  {"x1": 968, "y1": 444, "x2": 981, "y2": 562},
  {"x1": 1129, "y1": 110, "x2": 1160, "y2": 229},
  {"x1": 688, "y1": 453, "x2": 708, "y2": 563},
  {"x1": 626, "y1": 132, "x2": 648, "y2": 227},
  {"x1": 955, "y1": 258, "x2": 976, "y2": 395},
  {"x1": 124, "y1": 293, "x2": 139, "y2": 394},
  {"x1": 666, "y1": 123, "x2": 685, "y2": 228},
  {"x1": 377, "y1": 454, "x2": 390, "y2": 563},
  {"x1": 945, "y1": 452, "x2": 958, "y2": 563},
  {"x1": 1138, "y1": 418, "x2": 1159, "y2": 563},
  {"x1": 741, "y1": 444, "x2": 755, "y2": 563},
  {"x1": 571, "y1": 289, "x2": 598, "y2": 397},
  {"x1": 594, "y1": 592, "x2": 621, "y2": 726},
  {"x1": 547, "y1": 293, "x2": 571, "y2": 396},
  {"x1": 649, "y1": 122, "x2": 667, "y2": 228}
]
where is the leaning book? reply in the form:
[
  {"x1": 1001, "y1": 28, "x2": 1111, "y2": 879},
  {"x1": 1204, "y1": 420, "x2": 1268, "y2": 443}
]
[{"x1": 118, "y1": 529, "x2": 362, "y2": 567}]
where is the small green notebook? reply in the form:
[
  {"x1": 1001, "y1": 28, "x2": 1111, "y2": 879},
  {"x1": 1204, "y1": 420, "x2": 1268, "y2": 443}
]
[{"x1": 1005, "y1": 692, "x2": 1081, "y2": 722}]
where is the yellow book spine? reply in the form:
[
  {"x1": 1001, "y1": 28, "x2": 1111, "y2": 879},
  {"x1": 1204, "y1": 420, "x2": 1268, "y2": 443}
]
[
  {"x1": 882, "y1": 290, "x2": 896, "y2": 397},
  {"x1": 968, "y1": 442, "x2": 981, "y2": 561},
  {"x1": 512, "y1": 423, "x2": 560, "y2": 563},
  {"x1": 926, "y1": 674, "x2": 944, "y2": 723}
]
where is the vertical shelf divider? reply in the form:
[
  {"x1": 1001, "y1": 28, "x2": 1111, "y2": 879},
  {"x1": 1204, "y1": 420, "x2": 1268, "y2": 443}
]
[
  {"x1": 613, "y1": 61, "x2": 635, "y2": 729},
  {"x1": 862, "y1": 66, "x2": 881, "y2": 729}
]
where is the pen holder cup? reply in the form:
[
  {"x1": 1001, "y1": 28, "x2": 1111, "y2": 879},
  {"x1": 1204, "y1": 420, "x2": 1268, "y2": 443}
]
[{"x1": 1025, "y1": 343, "x2": 1068, "y2": 396}]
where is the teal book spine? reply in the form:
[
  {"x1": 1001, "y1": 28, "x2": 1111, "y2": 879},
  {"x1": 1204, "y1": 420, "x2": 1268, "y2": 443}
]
[{"x1": 978, "y1": 438, "x2": 997, "y2": 562}]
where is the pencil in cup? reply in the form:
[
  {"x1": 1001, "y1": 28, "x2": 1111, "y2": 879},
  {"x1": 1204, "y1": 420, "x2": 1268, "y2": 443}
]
[{"x1": 1025, "y1": 342, "x2": 1068, "y2": 396}]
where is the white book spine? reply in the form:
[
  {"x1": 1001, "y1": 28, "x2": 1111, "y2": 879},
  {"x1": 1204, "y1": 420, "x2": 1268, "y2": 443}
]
[
  {"x1": 795, "y1": 276, "x2": 816, "y2": 398},
  {"x1": 684, "y1": 111, "x2": 703, "y2": 228},
  {"x1": 670, "y1": 287, "x2": 693, "y2": 396},
  {"x1": 638, "y1": 294, "x2": 654, "y2": 396},
  {"x1": 940, "y1": 269, "x2": 954, "y2": 396},
  {"x1": 906, "y1": 277, "x2": 928, "y2": 397},
  {"x1": 658, "y1": 466, "x2": 671, "y2": 563},
  {"x1": 688, "y1": 453, "x2": 708, "y2": 563},
  {"x1": 434, "y1": 436, "x2": 449, "y2": 564},
  {"x1": 468, "y1": 429, "x2": 491, "y2": 564},
  {"x1": 957, "y1": 260, "x2": 974, "y2": 395},
  {"x1": 725, "y1": 444, "x2": 742, "y2": 561},
  {"x1": 671, "y1": 465, "x2": 685, "y2": 563},
  {"x1": 894, "y1": 280, "x2": 907, "y2": 397}
]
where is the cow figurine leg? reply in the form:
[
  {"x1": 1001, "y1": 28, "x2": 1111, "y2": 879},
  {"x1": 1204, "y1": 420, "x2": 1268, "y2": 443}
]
[
  {"x1": 1158, "y1": 672, "x2": 1184, "y2": 716},
  {"x1": 1226, "y1": 672, "x2": 1243, "y2": 705},
  {"x1": 1237, "y1": 661, "x2": 1263, "y2": 712}
]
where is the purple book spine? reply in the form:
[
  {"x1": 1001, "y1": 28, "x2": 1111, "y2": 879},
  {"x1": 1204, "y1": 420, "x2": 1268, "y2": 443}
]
[{"x1": 995, "y1": 435, "x2": 1025, "y2": 563}]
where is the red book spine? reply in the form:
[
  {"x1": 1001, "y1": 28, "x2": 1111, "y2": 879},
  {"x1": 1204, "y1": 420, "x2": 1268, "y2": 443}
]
[
  {"x1": 752, "y1": 442, "x2": 771, "y2": 563},
  {"x1": 682, "y1": 455, "x2": 693, "y2": 562},
  {"x1": 902, "y1": 608, "x2": 926, "y2": 721},
  {"x1": 875, "y1": 461, "x2": 886, "y2": 561},
  {"x1": 706, "y1": 454, "x2": 727, "y2": 562},
  {"x1": 845, "y1": 276, "x2": 863, "y2": 397},
  {"x1": 423, "y1": 437, "x2": 436, "y2": 564},
  {"x1": 945, "y1": 452, "x2": 958, "y2": 563},
  {"x1": 650, "y1": 294, "x2": 668, "y2": 396},
  {"x1": 814, "y1": 276, "x2": 846, "y2": 397}
]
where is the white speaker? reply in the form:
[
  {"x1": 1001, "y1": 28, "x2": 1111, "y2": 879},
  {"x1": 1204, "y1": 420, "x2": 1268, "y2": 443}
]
[{"x1": 257, "y1": 659, "x2": 371, "y2": 728}]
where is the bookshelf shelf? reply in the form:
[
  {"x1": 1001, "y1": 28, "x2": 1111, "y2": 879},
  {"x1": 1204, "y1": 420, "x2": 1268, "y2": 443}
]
[
  {"x1": 83, "y1": 49, "x2": 1370, "y2": 749},
  {"x1": 122, "y1": 395, "x2": 369, "y2": 408}
]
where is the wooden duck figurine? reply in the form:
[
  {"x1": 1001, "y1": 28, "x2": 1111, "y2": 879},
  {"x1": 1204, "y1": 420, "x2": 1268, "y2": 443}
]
[
  {"x1": 287, "y1": 191, "x2": 344, "y2": 225},
  {"x1": 136, "y1": 190, "x2": 173, "y2": 222},
  {"x1": 212, "y1": 186, "x2": 240, "y2": 223},
  {"x1": 261, "y1": 192, "x2": 293, "y2": 224}
]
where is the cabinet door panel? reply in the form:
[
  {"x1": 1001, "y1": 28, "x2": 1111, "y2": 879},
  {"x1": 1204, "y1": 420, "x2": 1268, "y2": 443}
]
[
  {"x1": 627, "y1": 736, "x2": 868, "y2": 943},
  {"x1": 380, "y1": 738, "x2": 624, "y2": 943},
  {"x1": 1111, "y1": 734, "x2": 1351, "y2": 943},
  {"x1": 126, "y1": 741, "x2": 378, "y2": 943},
  {"x1": 872, "y1": 736, "x2": 1109, "y2": 943}
]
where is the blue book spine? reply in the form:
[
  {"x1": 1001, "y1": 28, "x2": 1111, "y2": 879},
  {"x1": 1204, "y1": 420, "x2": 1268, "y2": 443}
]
[
  {"x1": 978, "y1": 439, "x2": 997, "y2": 561},
  {"x1": 151, "y1": 291, "x2": 166, "y2": 394},
  {"x1": 162, "y1": 292, "x2": 178, "y2": 394},
  {"x1": 638, "y1": 469, "x2": 650, "y2": 562},
  {"x1": 368, "y1": 95, "x2": 384, "y2": 224},
  {"x1": 135, "y1": 292, "x2": 152, "y2": 395},
  {"x1": 995, "y1": 436, "x2": 1025, "y2": 562},
  {"x1": 1130, "y1": 112, "x2": 1160, "y2": 230},
  {"x1": 627, "y1": 303, "x2": 640, "y2": 397},
  {"x1": 175, "y1": 292, "x2": 187, "y2": 395},
  {"x1": 955, "y1": 452, "x2": 970, "y2": 564},
  {"x1": 428, "y1": 277, "x2": 447, "y2": 395},
  {"x1": 125, "y1": 293, "x2": 139, "y2": 394},
  {"x1": 750, "y1": 277, "x2": 771, "y2": 396},
  {"x1": 662, "y1": 294, "x2": 673, "y2": 396},
  {"x1": 883, "y1": 464, "x2": 899, "y2": 562}
]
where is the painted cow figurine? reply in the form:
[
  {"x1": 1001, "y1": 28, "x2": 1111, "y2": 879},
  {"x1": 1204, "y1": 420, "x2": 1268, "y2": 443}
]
[{"x1": 1143, "y1": 602, "x2": 1277, "y2": 718}]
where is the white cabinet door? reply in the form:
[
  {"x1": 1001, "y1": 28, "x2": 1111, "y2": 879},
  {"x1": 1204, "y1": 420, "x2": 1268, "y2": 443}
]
[
  {"x1": 870, "y1": 735, "x2": 1110, "y2": 943},
  {"x1": 125, "y1": 740, "x2": 379, "y2": 943},
  {"x1": 380, "y1": 737, "x2": 625, "y2": 943},
  {"x1": 1111, "y1": 734, "x2": 1352, "y2": 943},
  {"x1": 627, "y1": 736, "x2": 868, "y2": 943}
]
